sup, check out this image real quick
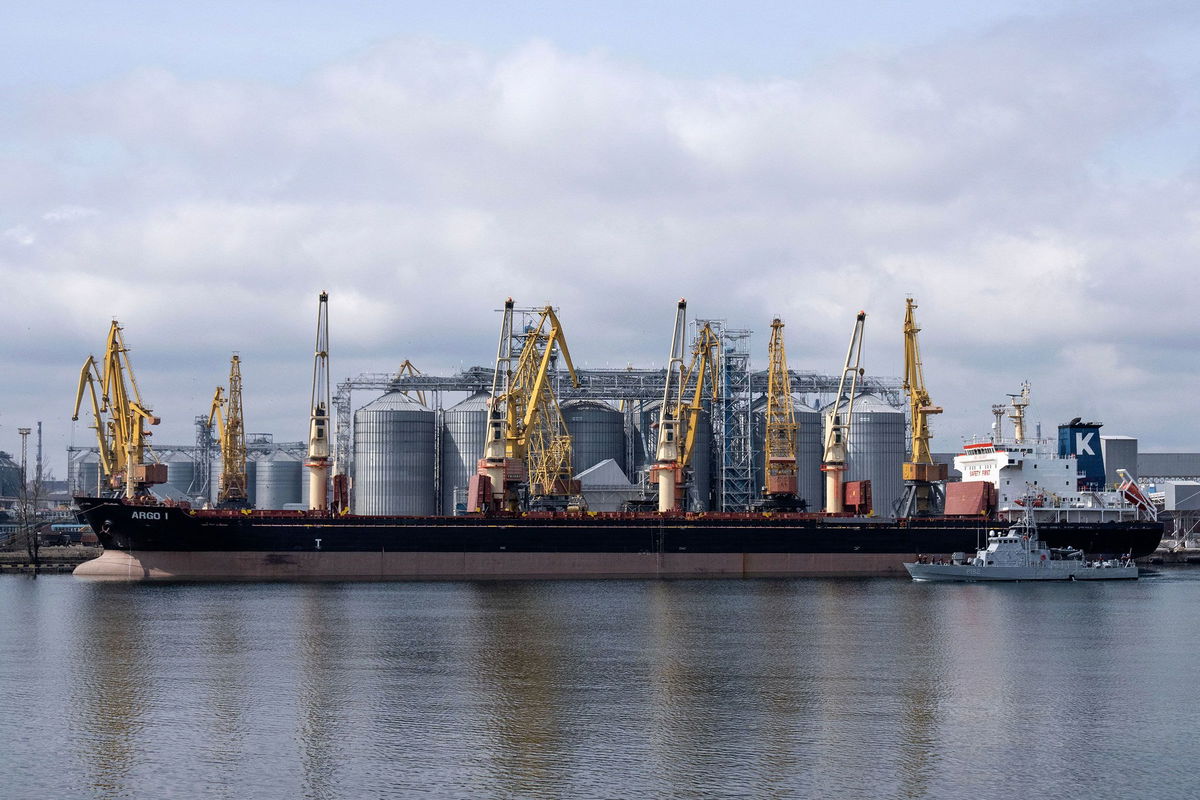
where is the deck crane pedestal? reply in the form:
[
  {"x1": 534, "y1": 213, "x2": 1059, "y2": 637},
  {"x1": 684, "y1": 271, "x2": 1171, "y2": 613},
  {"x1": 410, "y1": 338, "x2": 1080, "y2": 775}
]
[
  {"x1": 897, "y1": 298, "x2": 947, "y2": 517},
  {"x1": 306, "y1": 292, "x2": 332, "y2": 511},
  {"x1": 208, "y1": 354, "x2": 250, "y2": 508},
  {"x1": 72, "y1": 321, "x2": 164, "y2": 498},
  {"x1": 822, "y1": 312, "x2": 866, "y2": 514}
]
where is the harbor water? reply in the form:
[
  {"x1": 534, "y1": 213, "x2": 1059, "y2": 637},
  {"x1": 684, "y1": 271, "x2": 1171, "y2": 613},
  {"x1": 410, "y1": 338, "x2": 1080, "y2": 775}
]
[{"x1": 2, "y1": 571, "x2": 1198, "y2": 799}]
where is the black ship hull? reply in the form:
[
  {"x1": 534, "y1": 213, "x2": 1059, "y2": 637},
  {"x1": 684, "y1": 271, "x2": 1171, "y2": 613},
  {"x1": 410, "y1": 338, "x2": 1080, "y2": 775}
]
[{"x1": 72, "y1": 497, "x2": 1163, "y2": 581}]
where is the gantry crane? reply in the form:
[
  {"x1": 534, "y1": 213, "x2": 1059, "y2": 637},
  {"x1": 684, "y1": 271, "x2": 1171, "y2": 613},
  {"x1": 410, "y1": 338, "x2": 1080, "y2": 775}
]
[
  {"x1": 475, "y1": 300, "x2": 580, "y2": 512},
  {"x1": 208, "y1": 354, "x2": 249, "y2": 508},
  {"x1": 762, "y1": 317, "x2": 801, "y2": 509},
  {"x1": 71, "y1": 321, "x2": 164, "y2": 498},
  {"x1": 897, "y1": 298, "x2": 946, "y2": 516},
  {"x1": 306, "y1": 292, "x2": 332, "y2": 511},
  {"x1": 822, "y1": 311, "x2": 866, "y2": 513},
  {"x1": 651, "y1": 300, "x2": 720, "y2": 512}
]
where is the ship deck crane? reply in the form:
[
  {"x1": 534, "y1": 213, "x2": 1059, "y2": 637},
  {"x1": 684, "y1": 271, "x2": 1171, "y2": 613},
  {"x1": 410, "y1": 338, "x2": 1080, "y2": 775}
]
[
  {"x1": 476, "y1": 300, "x2": 580, "y2": 512},
  {"x1": 208, "y1": 354, "x2": 249, "y2": 508},
  {"x1": 651, "y1": 301, "x2": 720, "y2": 512},
  {"x1": 822, "y1": 311, "x2": 866, "y2": 514},
  {"x1": 898, "y1": 298, "x2": 946, "y2": 516},
  {"x1": 307, "y1": 292, "x2": 332, "y2": 511},
  {"x1": 763, "y1": 318, "x2": 801, "y2": 509},
  {"x1": 652, "y1": 300, "x2": 689, "y2": 512},
  {"x1": 71, "y1": 321, "x2": 163, "y2": 498}
]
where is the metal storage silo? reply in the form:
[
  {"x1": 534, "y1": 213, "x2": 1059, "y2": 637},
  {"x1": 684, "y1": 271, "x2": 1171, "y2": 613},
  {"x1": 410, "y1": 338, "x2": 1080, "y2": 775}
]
[
  {"x1": 687, "y1": 407, "x2": 713, "y2": 511},
  {"x1": 0, "y1": 451, "x2": 21, "y2": 499},
  {"x1": 564, "y1": 400, "x2": 626, "y2": 477},
  {"x1": 73, "y1": 451, "x2": 101, "y2": 496},
  {"x1": 750, "y1": 398, "x2": 822, "y2": 511},
  {"x1": 256, "y1": 450, "x2": 301, "y2": 510},
  {"x1": 440, "y1": 391, "x2": 489, "y2": 515},
  {"x1": 795, "y1": 402, "x2": 823, "y2": 511},
  {"x1": 353, "y1": 391, "x2": 435, "y2": 516},
  {"x1": 164, "y1": 451, "x2": 197, "y2": 497},
  {"x1": 843, "y1": 393, "x2": 905, "y2": 516}
]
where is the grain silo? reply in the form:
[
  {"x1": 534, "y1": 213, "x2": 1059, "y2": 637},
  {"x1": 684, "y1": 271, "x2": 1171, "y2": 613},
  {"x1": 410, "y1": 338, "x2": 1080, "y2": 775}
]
[
  {"x1": 686, "y1": 407, "x2": 713, "y2": 511},
  {"x1": 164, "y1": 451, "x2": 198, "y2": 497},
  {"x1": 0, "y1": 451, "x2": 21, "y2": 499},
  {"x1": 73, "y1": 451, "x2": 101, "y2": 496},
  {"x1": 353, "y1": 391, "x2": 435, "y2": 516},
  {"x1": 750, "y1": 398, "x2": 822, "y2": 511},
  {"x1": 563, "y1": 400, "x2": 626, "y2": 477},
  {"x1": 255, "y1": 450, "x2": 301, "y2": 509},
  {"x1": 440, "y1": 391, "x2": 489, "y2": 514},
  {"x1": 843, "y1": 393, "x2": 905, "y2": 516},
  {"x1": 795, "y1": 402, "x2": 823, "y2": 511}
]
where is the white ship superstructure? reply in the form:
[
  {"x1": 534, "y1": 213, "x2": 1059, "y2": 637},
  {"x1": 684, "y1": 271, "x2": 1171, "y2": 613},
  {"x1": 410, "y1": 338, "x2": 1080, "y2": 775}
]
[{"x1": 953, "y1": 440, "x2": 1143, "y2": 522}]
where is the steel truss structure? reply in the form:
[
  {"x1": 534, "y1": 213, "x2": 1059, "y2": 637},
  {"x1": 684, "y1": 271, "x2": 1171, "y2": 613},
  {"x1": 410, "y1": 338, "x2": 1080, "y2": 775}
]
[{"x1": 332, "y1": 364, "x2": 902, "y2": 510}]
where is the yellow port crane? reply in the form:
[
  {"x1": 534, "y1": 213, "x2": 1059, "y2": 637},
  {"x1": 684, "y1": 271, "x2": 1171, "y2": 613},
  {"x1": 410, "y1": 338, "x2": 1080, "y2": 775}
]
[
  {"x1": 822, "y1": 311, "x2": 866, "y2": 513},
  {"x1": 71, "y1": 320, "x2": 164, "y2": 498},
  {"x1": 652, "y1": 300, "x2": 720, "y2": 512},
  {"x1": 898, "y1": 297, "x2": 947, "y2": 516},
  {"x1": 478, "y1": 300, "x2": 580, "y2": 511},
  {"x1": 208, "y1": 354, "x2": 249, "y2": 507},
  {"x1": 763, "y1": 318, "x2": 800, "y2": 507}
]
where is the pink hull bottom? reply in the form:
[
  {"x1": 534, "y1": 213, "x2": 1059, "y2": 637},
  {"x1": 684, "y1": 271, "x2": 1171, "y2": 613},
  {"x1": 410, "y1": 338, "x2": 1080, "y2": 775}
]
[{"x1": 73, "y1": 550, "x2": 918, "y2": 581}]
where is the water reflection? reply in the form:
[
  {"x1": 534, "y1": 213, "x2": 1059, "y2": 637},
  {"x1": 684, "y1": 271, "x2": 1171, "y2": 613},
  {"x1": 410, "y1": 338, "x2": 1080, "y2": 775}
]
[
  {"x1": 69, "y1": 583, "x2": 150, "y2": 799},
  {"x1": 295, "y1": 585, "x2": 348, "y2": 800},
  {"x1": 467, "y1": 583, "x2": 568, "y2": 798}
]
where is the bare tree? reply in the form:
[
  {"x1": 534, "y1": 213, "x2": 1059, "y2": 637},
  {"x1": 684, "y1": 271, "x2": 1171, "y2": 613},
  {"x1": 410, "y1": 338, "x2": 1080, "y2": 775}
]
[{"x1": 16, "y1": 428, "x2": 40, "y2": 573}]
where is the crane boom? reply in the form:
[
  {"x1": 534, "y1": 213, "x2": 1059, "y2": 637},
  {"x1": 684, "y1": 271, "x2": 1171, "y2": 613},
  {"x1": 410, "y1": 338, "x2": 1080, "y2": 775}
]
[
  {"x1": 72, "y1": 321, "x2": 162, "y2": 497},
  {"x1": 764, "y1": 318, "x2": 798, "y2": 499},
  {"x1": 822, "y1": 311, "x2": 866, "y2": 513},
  {"x1": 902, "y1": 298, "x2": 943, "y2": 468}
]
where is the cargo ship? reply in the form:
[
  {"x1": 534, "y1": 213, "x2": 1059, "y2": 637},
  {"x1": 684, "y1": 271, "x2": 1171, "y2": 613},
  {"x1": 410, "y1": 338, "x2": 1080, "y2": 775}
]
[
  {"x1": 71, "y1": 496, "x2": 1161, "y2": 581},
  {"x1": 72, "y1": 422, "x2": 1162, "y2": 581}
]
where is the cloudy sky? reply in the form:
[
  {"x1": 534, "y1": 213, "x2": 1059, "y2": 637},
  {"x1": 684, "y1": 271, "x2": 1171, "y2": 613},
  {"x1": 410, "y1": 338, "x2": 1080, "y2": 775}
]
[{"x1": 3, "y1": 1, "x2": 1199, "y2": 478}]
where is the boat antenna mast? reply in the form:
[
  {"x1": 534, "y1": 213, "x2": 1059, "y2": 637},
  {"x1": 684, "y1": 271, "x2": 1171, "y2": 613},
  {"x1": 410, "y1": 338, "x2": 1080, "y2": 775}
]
[
  {"x1": 306, "y1": 292, "x2": 332, "y2": 511},
  {"x1": 1007, "y1": 381, "x2": 1031, "y2": 445},
  {"x1": 822, "y1": 311, "x2": 866, "y2": 513}
]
